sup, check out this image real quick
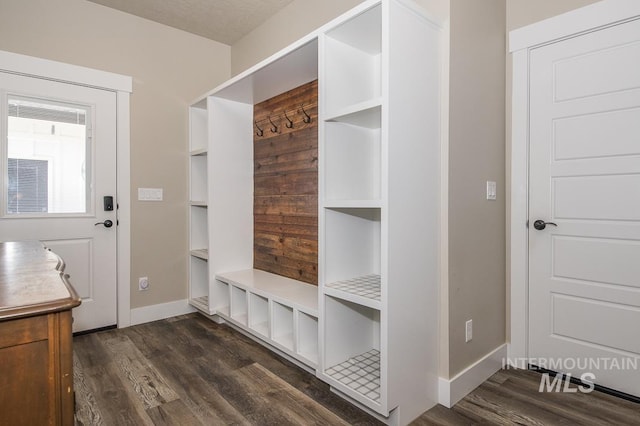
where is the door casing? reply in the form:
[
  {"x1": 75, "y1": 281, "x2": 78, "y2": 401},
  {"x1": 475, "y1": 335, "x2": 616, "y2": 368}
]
[
  {"x1": 508, "y1": 0, "x2": 640, "y2": 363},
  {"x1": 0, "y1": 50, "x2": 133, "y2": 328}
]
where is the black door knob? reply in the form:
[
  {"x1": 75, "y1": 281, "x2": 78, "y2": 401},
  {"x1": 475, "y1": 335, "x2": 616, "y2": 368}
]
[
  {"x1": 94, "y1": 219, "x2": 113, "y2": 228},
  {"x1": 533, "y1": 220, "x2": 557, "y2": 230}
]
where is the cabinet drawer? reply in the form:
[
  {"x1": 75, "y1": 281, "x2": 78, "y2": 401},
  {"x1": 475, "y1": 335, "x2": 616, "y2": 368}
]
[{"x1": 0, "y1": 315, "x2": 48, "y2": 349}]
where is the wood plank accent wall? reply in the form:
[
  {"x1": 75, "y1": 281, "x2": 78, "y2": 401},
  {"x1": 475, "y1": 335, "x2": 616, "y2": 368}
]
[{"x1": 253, "y1": 80, "x2": 318, "y2": 285}]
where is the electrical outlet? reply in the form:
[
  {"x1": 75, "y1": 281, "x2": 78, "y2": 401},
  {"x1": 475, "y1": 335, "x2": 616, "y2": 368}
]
[
  {"x1": 465, "y1": 319, "x2": 473, "y2": 342},
  {"x1": 139, "y1": 276, "x2": 149, "y2": 291}
]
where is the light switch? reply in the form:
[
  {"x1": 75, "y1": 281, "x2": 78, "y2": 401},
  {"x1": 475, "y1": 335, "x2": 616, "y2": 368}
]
[
  {"x1": 138, "y1": 188, "x2": 163, "y2": 201},
  {"x1": 486, "y1": 181, "x2": 497, "y2": 201}
]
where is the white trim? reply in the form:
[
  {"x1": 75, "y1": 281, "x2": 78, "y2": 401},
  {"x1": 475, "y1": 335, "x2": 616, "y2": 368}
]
[
  {"x1": 0, "y1": 50, "x2": 132, "y2": 92},
  {"x1": 116, "y1": 91, "x2": 132, "y2": 328},
  {"x1": 130, "y1": 299, "x2": 196, "y2": 326},
  {"x1": 509, "y1": 0, "x2": 640, "y2": 52},
  {"x1": 508, "y1": 2, "x2": 640, "y2": 363},
  {"x1": 0, "y1": 49, "x2": 133, "y2": 328},
  {"x1": 509, "y1": 48, "x2": 529, "y2": 362},
  {"x1": 438, "y1": 344, "x2": 507, "y2": 408}
]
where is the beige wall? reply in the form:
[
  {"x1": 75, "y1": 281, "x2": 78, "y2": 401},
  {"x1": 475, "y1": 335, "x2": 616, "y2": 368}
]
[
  {"x1": 447, "y1": 0, "x2": 506, "y2": 378},
  {"x1": 231, "y1": 0, "x2": 365, "y2": 75},
  {"x1": 0, "y1": 0, "x2": 230, "y2": 309}
]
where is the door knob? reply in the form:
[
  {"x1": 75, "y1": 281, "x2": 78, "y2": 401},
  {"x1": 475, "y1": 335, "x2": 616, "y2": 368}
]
[
  {"x1": 94, "y1": 219, "x2": 113, "y2": 228},
  {"x1": 533, "y1": 220, "x2": 557, "y2": 230}
]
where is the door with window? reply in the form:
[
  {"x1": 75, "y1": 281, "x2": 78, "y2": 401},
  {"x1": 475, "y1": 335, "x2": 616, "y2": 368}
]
[
  {"x1": 0, "y1": 72, "x2": 117, "y2": 332},
  {"x1": 528, "y1": 18, "x2": 640, "y2": 397}
]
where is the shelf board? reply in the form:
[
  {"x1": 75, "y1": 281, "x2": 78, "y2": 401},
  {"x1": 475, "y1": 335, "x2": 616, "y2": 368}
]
[
  {"x1": 190, "y1": 148, "x2": 208, "y2": 156},
  {"x1": 325, "y1": 274, "x2": 381, "y2": 310},
  {"x1": 325, "y1": 349, "x2": 380, "y2": 403},
  {"x1": 216, "y1": 269, "x2": 318, "y2": 316},
  {"x1": 325, "y1": 98, "x2": 381, "y2": 129},
  {"x1": 190, "y1": 201, "x2": 208, "y2": 207},
  {"x1": 324, "y1": 199, "x2": 382, "y2": 209},
  {"x1": 190, "y1": 249, "x2": 208, "y2": 261}
]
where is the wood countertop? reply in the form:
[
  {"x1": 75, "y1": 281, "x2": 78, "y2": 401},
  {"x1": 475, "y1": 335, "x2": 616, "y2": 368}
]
[{"x1": 0, "y1": 240, "x2": 81, "y2": 321}]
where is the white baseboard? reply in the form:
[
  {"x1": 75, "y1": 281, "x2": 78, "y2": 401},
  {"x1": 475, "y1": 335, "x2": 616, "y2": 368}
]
[
  {"x1": 438, "y1": 343, "x2": 507, "y2": 408},
  {"x1": 129, "y1": 299, "x2": 195, "y2": 326}
]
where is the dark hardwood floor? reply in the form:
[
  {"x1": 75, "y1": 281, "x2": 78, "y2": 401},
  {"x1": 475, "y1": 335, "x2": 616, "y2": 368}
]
[{"x1": 73, "y1": 314, "x2": 640, "y2": 425}]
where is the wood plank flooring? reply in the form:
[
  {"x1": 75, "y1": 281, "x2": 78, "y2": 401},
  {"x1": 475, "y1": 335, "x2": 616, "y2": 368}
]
[{"x1": 73, "y1": 314, "x2": 640, "y2": 425}]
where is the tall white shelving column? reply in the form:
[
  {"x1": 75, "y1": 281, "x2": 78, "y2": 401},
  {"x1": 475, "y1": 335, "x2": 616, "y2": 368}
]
[
  {"x1": 188, "y1": 99, "x2": 211, "y2": 314},
  {"x1": 318, "y1": 1, "x2": 441, "y2": 423}
]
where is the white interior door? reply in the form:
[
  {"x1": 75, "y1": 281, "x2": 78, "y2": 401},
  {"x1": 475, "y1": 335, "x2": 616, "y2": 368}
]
[
  {"x1": 0, "y1": 72, "x2": 117, "y2": 332},
  {"x1": 529, "y1": 18, "x2": 640, "y2": 397}
]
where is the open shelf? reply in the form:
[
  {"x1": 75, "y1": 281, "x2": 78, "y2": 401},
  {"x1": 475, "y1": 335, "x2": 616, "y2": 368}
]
[
  {"x1": 324, "y1": 295, "x2": 381, "y2": 405},
  {"x1": 323, "y1": 5, "x2": 382, "y2": 113},
  {"x1": 249, "y1": 293, "x2": 269, "y2": 338},
  {"x1": 325, "y1": 274, "x2": 381, "y2": 309},
  {"x1": 297, "y1": 312, "x2": 319, "y2": 366},
  {"x1": 189, "y1": 256, "x2": 210, "y2": 314},
  {"x1": 272, "y1": 301, "x2": 294, "y2": 351},
  {"x1": 190, "y1": 206, "x2": 208, "y2": 252},
  {"x1": 211, "y1": 279, "x2": 230, "y2": 317},
  {"x1": 325, "y1": 349, "x2": 380, "y2": 403},
  {"x1": 324, "y1": 121, "x2": 380, "y2": 202},
  {"x1": 230, "y1": 286, "x2": 248, "y2": 326},
  {"x1": 324, "y1": 208, "x2": 381, "y2": 286},
  {"x1": 190, "y1": 155, "x2": 208, "y2": 203},
  {"x1": 189, "y1": 105, "x2": 208, "y2": 152}
]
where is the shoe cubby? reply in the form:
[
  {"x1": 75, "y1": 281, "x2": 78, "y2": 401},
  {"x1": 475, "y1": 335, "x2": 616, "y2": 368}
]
[
  {"x1": 323, "y1": 295, "x2": 381, "y2": 404},
  {"x1": 324, "y1": 121, "x2": 381, "y2": 202},
  {"x1": 189, "y1": 206, "x2": 208, "y2": 251},
  {"x1": 272, "y1": 301, "x2": 294, "y2": 351},
  {"x1": 249, "y1": 293, "x2": 269, "y2": 338},
  {"x1": 297, "y1": 311, "x2": 319, "y2": 365},
  {"x1": 211, "y1": 279, "x2": 230, "y2": 317},
  {"x1": 323, "y1": 4, "x2": 382, "y2": 115},
  {"x1": 189, "y1": 103, "x2": 208, "y2": 153},
  {"x1": 230, "y1": 286, "x2": 248, "y2": 326}
]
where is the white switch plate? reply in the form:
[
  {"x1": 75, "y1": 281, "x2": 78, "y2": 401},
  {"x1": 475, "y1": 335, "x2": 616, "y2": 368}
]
[
  {"x1": 465, "y1": 319, "x2": 473, "y2": 342},
  {"x1": 486, "y1": 181, "x2": 497, "y2": 201},
  {"x1": 138, "y1": 188, "x2": 163, "y2": 201}
]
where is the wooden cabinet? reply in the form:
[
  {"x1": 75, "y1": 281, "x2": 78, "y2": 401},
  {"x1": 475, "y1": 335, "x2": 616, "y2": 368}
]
[{"x1": 0, "y1": 241, "x2": 81, "y2": 425}]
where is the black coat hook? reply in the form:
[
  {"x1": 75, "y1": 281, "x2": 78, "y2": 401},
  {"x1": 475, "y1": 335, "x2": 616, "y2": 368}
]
[
  {"x1": 284, "y1": 110, "x2": 294, "y2": 128},
  {"x1": 254, "y1": 120, "x2": 263, "y2": 137},
  {"x1": 301, "y1": 104, "x2": 311, "y2": 124},
  {"x1": 268, "y1": 116, "x2": 278, "y2": 133}
]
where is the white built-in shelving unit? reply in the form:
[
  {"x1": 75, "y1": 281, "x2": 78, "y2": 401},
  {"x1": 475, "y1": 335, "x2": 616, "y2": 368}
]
[
  {"x1": 188, "y1": 1, "x2": 441, "y2": 423},
  {"x1": 188, "y1": 100, "x2": 211, "y2": 315}
]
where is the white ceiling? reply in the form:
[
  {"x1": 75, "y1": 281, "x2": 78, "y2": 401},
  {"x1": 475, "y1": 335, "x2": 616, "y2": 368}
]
[{"x1": 87, "y1": 0, "x2": 295, "y2": 45}]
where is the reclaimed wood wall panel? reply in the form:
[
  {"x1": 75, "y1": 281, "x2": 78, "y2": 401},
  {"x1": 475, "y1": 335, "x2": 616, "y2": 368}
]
[{"x1": 254, "y1": 80, "x2": 318, "y2": 285}]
